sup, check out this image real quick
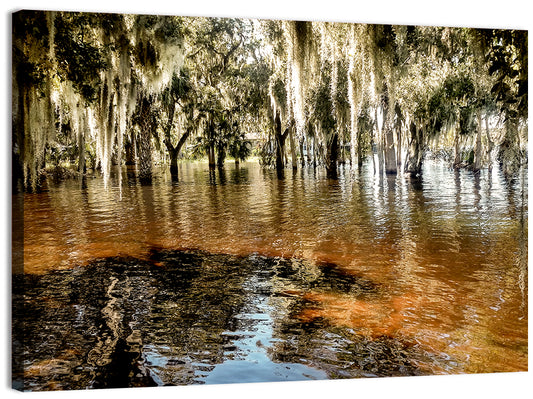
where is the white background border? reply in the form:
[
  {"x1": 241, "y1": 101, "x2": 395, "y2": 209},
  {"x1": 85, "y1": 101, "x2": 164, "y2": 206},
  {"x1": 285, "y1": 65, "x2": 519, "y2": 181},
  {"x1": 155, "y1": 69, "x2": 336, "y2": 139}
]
[{"x1": 2, "y1": 1, "x2": 530, "y2": 398}]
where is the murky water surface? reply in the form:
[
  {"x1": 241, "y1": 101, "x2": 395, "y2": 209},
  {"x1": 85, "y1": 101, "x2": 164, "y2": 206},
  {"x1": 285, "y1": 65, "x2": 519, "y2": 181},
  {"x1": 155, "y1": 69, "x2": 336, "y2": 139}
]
[{"x1": 13, "y1": 161, "x2": 527, "y2": 390}]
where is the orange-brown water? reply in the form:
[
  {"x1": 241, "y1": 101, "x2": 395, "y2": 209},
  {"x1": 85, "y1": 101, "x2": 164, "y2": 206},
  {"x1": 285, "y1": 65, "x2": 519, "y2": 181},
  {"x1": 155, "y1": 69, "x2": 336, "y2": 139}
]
[{"x1": 14, "y1": 160, "x2": 527, "y2": 388}]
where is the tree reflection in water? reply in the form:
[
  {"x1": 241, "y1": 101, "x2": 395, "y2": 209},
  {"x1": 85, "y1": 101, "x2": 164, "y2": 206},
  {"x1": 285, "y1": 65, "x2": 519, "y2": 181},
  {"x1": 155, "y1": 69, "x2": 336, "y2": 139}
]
[
  {"x1": 14, "y1": 161, "x2": 528, "y2": 391},
  {"x1": 13, "y1": 249, "x2": 433, "y2": 390}
]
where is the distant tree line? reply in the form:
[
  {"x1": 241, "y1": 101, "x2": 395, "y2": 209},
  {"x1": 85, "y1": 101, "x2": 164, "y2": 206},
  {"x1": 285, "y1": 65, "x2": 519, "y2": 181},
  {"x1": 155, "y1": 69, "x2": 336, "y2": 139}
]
[{"x1": 12, "y1": 11, "x2": 527, "y2": 191}]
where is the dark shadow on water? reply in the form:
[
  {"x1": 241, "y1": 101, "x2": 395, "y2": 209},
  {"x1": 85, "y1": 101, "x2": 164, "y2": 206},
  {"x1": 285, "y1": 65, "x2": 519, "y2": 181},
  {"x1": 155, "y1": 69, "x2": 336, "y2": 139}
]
[
  {"x1": 13, "y1": 249, "x2": 428, "y2": 391},
  {"x1": 230, "y1": 165, "x2": 250, "y2": 185},
  {"x1": 408, "y1": 174, "x2": 424, "y2": 191},
  {"x1": 385, "y1": 173, "x2": 397, "y2": 191},
  {"x1": 217, "y1": 166, "x2": 227, "y2": 185},
  {"x1": 139, "y1": 175, "x2": 153, "y2": 186},
  {"x1": 125, "y1": 165, "x2": 138, "y2": 186},
  {"x1": 208, "y1": 169, "x2": 217, "y2": 185},
  {"x1": 170, "y1": 172, "x2": 179, "y2": 183}
]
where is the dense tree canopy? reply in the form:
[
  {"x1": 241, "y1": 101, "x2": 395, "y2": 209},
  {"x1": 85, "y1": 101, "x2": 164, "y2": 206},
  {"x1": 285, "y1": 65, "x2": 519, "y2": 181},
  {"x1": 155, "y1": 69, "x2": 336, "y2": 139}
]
[{"x1": 12, "y1": 10, "x2": 528, "y2": 191}]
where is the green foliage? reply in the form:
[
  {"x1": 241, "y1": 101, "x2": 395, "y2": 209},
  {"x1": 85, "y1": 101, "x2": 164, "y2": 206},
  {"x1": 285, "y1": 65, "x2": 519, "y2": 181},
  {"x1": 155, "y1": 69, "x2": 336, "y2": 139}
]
[
  {"x1": 307, "y1": 61, "x2": 336, "y2": 134},
  {"x1": 374, "y1": 25, "x2": 399, "y2": 66},
  {"x1": 100, "y1": 14, "x2": 127, "y2": 41},
  {"x1": 154, "y1": 16, "x2": 185, "y2": 44},
  {"x1": 132, "y1": 94, "x2": 160, "y2": 135},
  {"x1": 228, "y1": 133, "x2": 252, "y2": 162},
  {"x1": 442, "y1": 74, "x2": 476, "y2": 102},
  {"x1": 486, "y1": 29, "x2": 528, "y2": 121},
  {"x1": 134, "y1": 39, "x2": 158, "y2": 69},
  {"x1": 12, "y1": 11, "x2": 51, "y2": 90},
  {"x1": 423, "y1": 72, "x2": 478, "y2": 137},
  {"x1": 334, "y1": 59, "x2": 350, "y2": 112},
  {"x1": 262, "y1": 20, "x2": 286, "y2": 58},
  {"x1": 356, "y1": 105, "x2": 374, "y2": 159},
  {"x1": 45, "y1": 121, "x2": 78, "y2": 166},
  {"x1": 271, "y1": 76, "x2": 287, "y2": 111},
  {"x1": 241, "y1": 60, "x2": 272, "y2": 114},
  {"x1": 54, "y1": 13, "x2": 106, "y2": 102},
  {"x1": 163, "y1": 68, "x2": 192, "y2": 105},
  {"x1": 12, "y1": 10, "x2": 528, "y2": 185}
]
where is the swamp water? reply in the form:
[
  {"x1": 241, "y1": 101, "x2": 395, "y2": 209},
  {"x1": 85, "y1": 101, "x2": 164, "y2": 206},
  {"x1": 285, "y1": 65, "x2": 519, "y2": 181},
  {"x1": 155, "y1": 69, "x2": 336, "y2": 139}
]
[{"x1": 12, "y1": 161, "x2": 528, "y2": 390}]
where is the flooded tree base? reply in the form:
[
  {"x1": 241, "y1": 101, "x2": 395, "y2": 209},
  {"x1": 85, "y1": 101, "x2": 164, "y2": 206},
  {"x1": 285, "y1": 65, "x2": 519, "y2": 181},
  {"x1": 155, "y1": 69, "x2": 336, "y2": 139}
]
[{"x1": 13, "y1": 249, "x2": 431, "y2": 391}]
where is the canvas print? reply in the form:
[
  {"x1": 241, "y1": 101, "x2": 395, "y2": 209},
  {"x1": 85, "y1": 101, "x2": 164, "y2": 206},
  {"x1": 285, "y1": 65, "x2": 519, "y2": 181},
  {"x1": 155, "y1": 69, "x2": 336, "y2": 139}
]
[{"x1": 12, "y1": 9, "x2": 527, "y2": 391}]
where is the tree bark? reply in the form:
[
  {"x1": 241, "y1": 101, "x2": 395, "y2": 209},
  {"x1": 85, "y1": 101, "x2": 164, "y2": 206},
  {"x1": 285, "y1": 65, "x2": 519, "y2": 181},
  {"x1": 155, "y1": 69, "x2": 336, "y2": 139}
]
[
  {"x1": 208, "y1": 143, "x2": 216, "y2": 169},
  {"x1": 356, "y1": 138, "x2": 364, "y2": 168},
  {"x1": 384, "y1": 123, "x2": 397, "y2": 174},
  {"x1": 396, "y1": 121, "x2": 403, "y2": 172},
  {"x1": 406, "y1": 121, "x2": 423, "y2": 176},
  {"x1": 125, "y1": 134, "x2": 136, "y2": 166},
  {"x1": 289, "y1": 124, "x2": 297, "y2": 170},
  {"x1": 164, "y1": 129, "x2": 191, "y2": 180},
  {"x1": 274, "y1": 111, "x2": 289, "y2": 171},
  {"x1": 326, "y1": 132, "x2": 339, "y2": 179},
  {"x1": 163, "y1": 96, "x2": 179, "y2": 178},
  {"x1": 217, "y1": 143, "x2": 226, "y2": 168},
  {"x1": 299, "y1": 138, "x2": 305, "y2": 167},
  {"x1": 168, "y1": 147, "x2": 179, "y2": 176},
  {"x1": 485, "y1": 117, "x2": 494, "y2": 172},
  {"x1": 137, "y1": 96, "x2": 153, "y2": 183},
  {"x1": 453, "y1": 129, "x2": 461, "y2": 168},
  {"x1": 356, "y1": 119, "x2": 364, "y2": 169},
  {"x1": 498, "y1": 118, "x2": 521, "y2": 177},
  {"x1": 473, "y1": 111, "x2": 483, "y2": 171},
  {"x1": 375, "y1": 108, "x2": 384, "y2": 175},
  {"x1": 78, "y1": 129, "x2": 86, "y2": 173},
  {"x1": 308, "y1": 136, "x2": 314, "y2": 166},
  {"x1": 383, "y1": 105, "x2": 397, "y2": 174}
]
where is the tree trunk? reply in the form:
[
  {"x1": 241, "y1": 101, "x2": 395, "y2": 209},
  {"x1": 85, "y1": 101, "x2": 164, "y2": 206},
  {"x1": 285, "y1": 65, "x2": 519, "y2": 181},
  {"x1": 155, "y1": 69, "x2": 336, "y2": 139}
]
[
  {"x1": 396, "y1": 123, "x2": 403, "y2": 172},
  {"x1": 137, "y1": 96, "x2": 153, "y2": 183},
  {"x1": 378, "y1": 135, "x2": 385, "y2": 175},
  {"x1": 356, "y1": 120, "x2": 364, "y2": 169},
  {"x1": 217, "y1": 144, "x2": 226, "y2": 168},
  {"x1": 125, "y1": 134, "x2": 136, "y2": 166},
  {"x1": 453, "y1": 129, "x2": 461, "y2": 167},
  {"x1": 375, "y1": 108, "x2": 384, "y2": 175},
  {"x1": 383, "y1": 103, "x2": 397, "y2": 174},
  {"x1": 78, "y1": 129, "x2": 86, "y2": 174},
  {"x1": 384, "y1": 123, "x2": 397, "y2": 174},
  {"x1": 498, "y1": 118, "x2": 521, "y2": 177},
  {"x1": 169, "y1": 147, "x2": 179, "y2": 177},
  {"x1": 326, "y1": 133, "x2": 339, "y2": 179},
  {"x1": 406, "y1": 121, "x2": 423, "y2": 176},
  {"x1": 357, "y1": 136, "x2": 364, "y2": 168},
  {"x1": 163, "y1": 97, "x2": 178, "y2": 178},
  {"x1": 299, "y1": 138, "x2": 305, "y2": 167},
  {"x1": 289, "y1": 124, "x2": 297, "y2": 170},
  {"x1": 208, "y1": 144, "x2": 216, "y2": 169},
  {"x1": 473, "y1": 111, "x2": 483, "y2": 171},
  {"x1": 313, "y1": 135, "x2": 319, "y2": 168},
  {"x1": 308, "y1": 136, "x2": 314, "y2": 166},
  {"x1": 485, "y1": 117, "x2": 494, "y2": 172},
  {"x1": 276, "y1": 136, "x2": 285, "y2": 169},
  {"x1": 138, "y1": 127, "x2": 152, "y2": 183},
  {"x1": 165, "y1": 130, "x2": 191, "y2": 180},
  {"x1": 338, "y1": 136, "x2": 345, "y2": 164},
  {"x1": 274, "y1": 112, "x2": 288, "y2": 171}
]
